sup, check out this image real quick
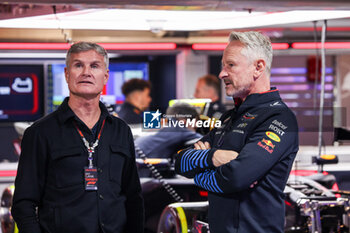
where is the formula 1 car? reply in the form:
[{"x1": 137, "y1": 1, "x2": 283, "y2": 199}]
[
  {"x1": 2, "y1": 156, "x2": 349, "y2": 233},
  {"x1": 2, "y1": 122, "x2": 349, "y2": 233},
  {"x1": 157, "y1": 176, "x2": 350, "y2": 233},
  {"x1": 0, "y1": 157, "x2": 207, "y2": 233},
  {"x1": 157, "y1": 156, "x2": 350, "y2": 233}
]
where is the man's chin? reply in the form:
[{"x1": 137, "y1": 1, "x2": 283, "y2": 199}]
[
  {"x1": 225, "y1": 89, "x2": 235, "y2": 97},
  {"x1": 71, "y1": 91, "x2": 101, "y2": 100}
]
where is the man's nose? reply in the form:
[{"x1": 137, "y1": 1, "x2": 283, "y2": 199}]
[
  {"x1": 82, "y1": 65, "x2": 91, "y2": 75},
  {"x1": 219, "y1": 69, "x2": 227, "y2": 79}
]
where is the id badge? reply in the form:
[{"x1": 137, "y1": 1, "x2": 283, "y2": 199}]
[{"x1": 84, "y1": 167, "x2": 98, "y2": 190}]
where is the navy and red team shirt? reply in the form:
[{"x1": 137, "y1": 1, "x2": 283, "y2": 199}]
[{"x1": 176, "y1": 88, "x2": 299, "y2": 233}]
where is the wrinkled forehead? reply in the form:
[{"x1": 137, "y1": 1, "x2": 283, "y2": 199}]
[
  {"x1": 68, "y1": 50, "x2": 107, "y2": 66},
  {"x1": 70, "y1": 50, "x2": 103, "y2": 59},
  {"x1": 224, "y1": 40, "x2": 245, "y2": 54},
  {"x1": 222, "y1": 41, "x2": 245, "y2": 61}
]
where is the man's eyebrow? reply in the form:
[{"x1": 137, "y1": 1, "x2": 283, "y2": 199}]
[
  {"x1": 91, "y1": 61, "x2": 103, "y2": 64},
  {"x1": 71, "y1": 59, "x2": 102, "y2": 64},
  {"x1": 225, "y1": 58, "x2": 236, "y2": 63},
  {"x1": 72, "y1": 59, "x2": 82, "y2": 63}
]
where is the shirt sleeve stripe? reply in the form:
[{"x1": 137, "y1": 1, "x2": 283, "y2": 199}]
[
  {"x1": 198, "y1": 150, "x2": 207, "y2": 168},
  {"x1": 181, "y1": 150, "x2": 191, "y2": 173},
  {"x1": 188, "y1": 150, "x2": 200, "y2": 171},
  {"x1": 194, "y1": 170, "x2": 223, "y2": 193},
  {"x1": 180, "y1": 149, "x2": 210, "y2": 173},
  {"x1": 204, "y1": 152, "x2": 209, "y2": 167},
  {"x1": 211, "y1": 171, "x2": 223, "y2": 193}
]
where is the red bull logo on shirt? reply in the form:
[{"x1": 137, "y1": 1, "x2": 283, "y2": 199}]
[
  {"x1": 257, "y1": 138, "x2": 275, "y2": 154},
  {"x1": 262, "y1": 138, "x2": 275, "y2": 149}
]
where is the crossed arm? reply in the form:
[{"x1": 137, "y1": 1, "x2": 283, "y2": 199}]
[
  {"x1": 194, "y1": 142, "x2": 260, "y2": 187},
  {"x1": 194, "y1": 141, "x2": 238, "y2": 167},
  {"x1": 175, "y1": 120, "x2": 296, "y2": 193},
  {"x1": 175, "y1": 140, "x2": 243, "y2": 193}
]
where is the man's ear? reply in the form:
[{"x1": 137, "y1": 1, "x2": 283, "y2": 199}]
[
  {"x1": 253, "y1": 59, "x2": 266, "y2": 79},
  {"x1": 104, "y1": 69, "x2": 109, "y2": 85},
  {"x1": 64, "y1": 67, "x2": 69, "y2": 83}
]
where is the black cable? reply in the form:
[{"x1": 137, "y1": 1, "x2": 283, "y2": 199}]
[{"x1": 135, "y1": 145, "x2": 184, "y2": 202}]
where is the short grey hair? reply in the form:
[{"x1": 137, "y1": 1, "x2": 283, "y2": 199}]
[
  {"x1": 66, "y1": 42, "x2": 109, "y2": 69},
  {"x1": 229, "y1": 31, "x2": 273, "y2": 75}
]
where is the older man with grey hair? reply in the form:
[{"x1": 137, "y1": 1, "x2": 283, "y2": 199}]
[
  {"x1": 12, "y1": 42, "x2": 144, "y2": 233},
  {"x1": 176, "y1": 31, "x2": 299, "y2": 233}
]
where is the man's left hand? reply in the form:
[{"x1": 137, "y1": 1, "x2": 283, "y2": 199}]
[{"x1": 194, "y1": 141, "x2": 211, "y2": 150}]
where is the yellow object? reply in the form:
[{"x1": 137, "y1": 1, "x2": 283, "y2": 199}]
[
  {"x1": 169, "y1": 99, "x2": 209, "y2": 109},
  {"x1": 175, "y1": 206, "x2": 188, "y2": 233},
  {"x1": 143, "y1": 159, "x2": 163, "y2": 165},
  {"x1": 14, "y1": 222, "x2": 19, "y2": 233},
  {"x1": 320, "y1": 154, "x2": 336, "y2": 160},
  {"x1": 266, "y1": 131, "x2": 281, "y2": 142},
  {"x1": 199, "y1": 115, "x2": 220, "y2": 131}
]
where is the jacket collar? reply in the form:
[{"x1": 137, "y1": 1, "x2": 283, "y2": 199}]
[
  {"x1": 235, "y1": 87, "x2": 281, "y2": 114},
  {"x1": 57, "y1": 97, "x2": 112, "y2": 124},
  {"x1": 123, "y1": 101, "x2": 142, "y2": 115}
]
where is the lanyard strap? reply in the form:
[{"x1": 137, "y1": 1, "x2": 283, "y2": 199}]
[{"x1": 74, "y1": 119, "x2": 106, "y2": 168}]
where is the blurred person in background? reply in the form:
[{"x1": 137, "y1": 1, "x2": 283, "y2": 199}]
[
  {"x1": 194, "y1": 74, "x2": 226, "y2": 119},
  {"x1": 116, "y1": 78, "x2": 152, "y2": 124}
]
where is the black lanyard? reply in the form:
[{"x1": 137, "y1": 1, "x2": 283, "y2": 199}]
[{"x1": 74, "y1": 119, "x2": 106, "y2": 168}]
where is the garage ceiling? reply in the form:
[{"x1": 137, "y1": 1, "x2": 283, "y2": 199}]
[{"x1": 0, "y1": 1, "x2": 350, "y2": 44}]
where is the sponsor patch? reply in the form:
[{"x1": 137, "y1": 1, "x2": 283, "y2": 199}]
[
  {"x1": 242, "y1": 112, "x2": 258, "y2": 121},
  {"x1": 262, "y1": 138, "x2": 275, "y2": 149},
  {"x1": 272, "y1": 119, "x2": 288, "y2": 130},
  {"x1": 270, "y1": 101, "x2": 281, "y2": 107},
  {"x1": 237, "y1": 123, "x2": 248, "y2": 128},
  {"x1": 266, "y1": 131, "x2": 281, "y2": 142},
  {"x1": 268, "y1": 124, "x2": 285, "y2": 136},
  {"x1": 232, "y1": 129, "x2": 244, "y2": 134},
  {"x1": 257, "y1": 139, "x2": 274, "y2": 154}
]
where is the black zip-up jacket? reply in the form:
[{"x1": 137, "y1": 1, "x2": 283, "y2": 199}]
[
  {"x1": 12, "y1": 98, "x2": 144, "y2": 233},
  {"x1": 175, "y1": 89, "x2": 299, "y2": 233}
]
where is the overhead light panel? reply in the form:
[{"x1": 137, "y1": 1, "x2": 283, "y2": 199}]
[
  {"x1": 192, "y1": 43, "x2": 290, "y2": 50},
  {"x1": 292, "y1": 42, "x2": 350, "y2": 49},
  {"x1": 1, "y1": 9, "x2": 350, "y2": 31},
  {"x1": 0, "y1": 42, "x2": 177, "y2": 50}
]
